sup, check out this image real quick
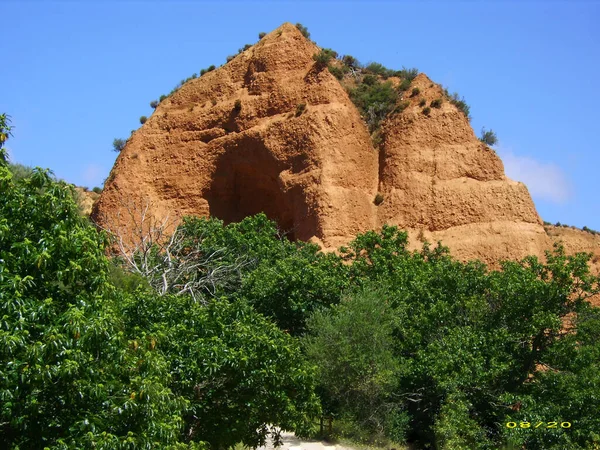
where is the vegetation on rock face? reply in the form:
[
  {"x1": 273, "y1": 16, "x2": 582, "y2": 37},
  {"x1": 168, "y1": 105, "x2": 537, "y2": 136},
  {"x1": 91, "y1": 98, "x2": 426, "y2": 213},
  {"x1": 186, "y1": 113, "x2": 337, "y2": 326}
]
[
  {"x1": 313, "y1": 48, "x2": 336, "y2": 68},
  {"x1": 295, "y1": 22, "x2": 310, "y2": 39},
  {"x1": 480, "y1": 127, "x2": 498, "y2": 146},
  {"x1": 112, "y1": 137, "x2": 126, "y2": 152},
  {"x1": 349, "y1": 79, "x2": 398, "y2": 132},
  {"x1": 295, "y1": 102, "x2": 307, "y2": 117}
]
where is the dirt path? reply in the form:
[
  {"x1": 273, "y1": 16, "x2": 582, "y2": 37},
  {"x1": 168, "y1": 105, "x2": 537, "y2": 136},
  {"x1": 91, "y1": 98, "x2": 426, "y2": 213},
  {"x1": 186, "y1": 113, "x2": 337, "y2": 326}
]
[{"x1": 258, "y1": 431, "x2": 356, "y2": 450}]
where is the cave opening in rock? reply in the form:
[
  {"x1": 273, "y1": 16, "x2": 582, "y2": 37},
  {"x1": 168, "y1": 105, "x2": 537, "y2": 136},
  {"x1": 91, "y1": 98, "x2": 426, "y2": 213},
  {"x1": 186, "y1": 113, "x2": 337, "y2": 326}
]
[{"x1": 206, "y1": 145, "x2": 297, "y2": 241}]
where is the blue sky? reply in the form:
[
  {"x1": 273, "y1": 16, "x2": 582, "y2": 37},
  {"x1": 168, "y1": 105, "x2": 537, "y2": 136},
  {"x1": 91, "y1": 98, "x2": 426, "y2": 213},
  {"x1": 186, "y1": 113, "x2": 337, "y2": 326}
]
[{"x1": 1, "y1": 1, "x2": 599, "y2": 229}]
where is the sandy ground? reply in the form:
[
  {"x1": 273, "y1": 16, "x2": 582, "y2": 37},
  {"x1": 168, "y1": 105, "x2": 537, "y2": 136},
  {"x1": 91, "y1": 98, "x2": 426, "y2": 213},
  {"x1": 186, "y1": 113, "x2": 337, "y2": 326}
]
[{"x1": 258, "y1": 431, "x2": 356, "y2": 450}]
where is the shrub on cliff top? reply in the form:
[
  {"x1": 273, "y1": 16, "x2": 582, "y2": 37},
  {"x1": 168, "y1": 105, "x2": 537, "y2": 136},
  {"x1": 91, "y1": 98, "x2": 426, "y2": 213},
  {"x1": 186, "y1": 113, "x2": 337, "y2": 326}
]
[
  {"x1": 313, "y1": 49, "x2": 333, "y2": 68},
  {"x1": 296, "y1": 23, "x2": 310, "y2": 39},
  {"x1": 480, "y1": 127, "x2": 498, "y2": 146},
  {"x1": 112, "y1": 138, "x2": 126, "y2": 152}
]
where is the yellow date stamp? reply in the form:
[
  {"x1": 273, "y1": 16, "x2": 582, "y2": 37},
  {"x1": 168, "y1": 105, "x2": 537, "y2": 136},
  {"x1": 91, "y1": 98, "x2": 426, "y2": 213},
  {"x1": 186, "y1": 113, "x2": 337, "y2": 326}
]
[{"x1": 506, "y1": 421, "x2": 571, "y2": 429}]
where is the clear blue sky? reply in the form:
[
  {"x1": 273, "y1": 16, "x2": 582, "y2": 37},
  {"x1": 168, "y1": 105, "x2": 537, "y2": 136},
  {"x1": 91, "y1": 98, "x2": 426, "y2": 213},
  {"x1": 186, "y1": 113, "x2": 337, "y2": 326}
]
[{"x1": 2, "y1": 1, "x2": 599, "y2": 229}]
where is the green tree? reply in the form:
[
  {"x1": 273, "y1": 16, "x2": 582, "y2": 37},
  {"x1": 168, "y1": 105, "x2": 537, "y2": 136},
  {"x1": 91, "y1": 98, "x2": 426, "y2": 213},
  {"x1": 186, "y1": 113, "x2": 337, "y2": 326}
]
[
  {"x1": 0, "y1": 124, "x2": 189, "y2": 448},
  {"x1": 295, "y1": 23, "x2": 310, "y2": 39},
  {"x1": 120, "y1": 291, "x2": 321, "y2": 449},
  {"x1": 304, "y1": 286, "x2": 405, "y2": 440},
  {"x1": 480, "y1": 127, "x2": 498, "y2": 146},
  {"x1": 112, "y1": 138, "x2": 126, "y2": 152}
]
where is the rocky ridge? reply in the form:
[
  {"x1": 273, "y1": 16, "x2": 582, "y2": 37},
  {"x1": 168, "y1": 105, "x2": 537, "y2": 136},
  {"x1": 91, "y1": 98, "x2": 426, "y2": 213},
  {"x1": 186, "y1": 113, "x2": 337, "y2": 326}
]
[{"x1": 91, "y1": 22, "x2": 599, "y2": 288}]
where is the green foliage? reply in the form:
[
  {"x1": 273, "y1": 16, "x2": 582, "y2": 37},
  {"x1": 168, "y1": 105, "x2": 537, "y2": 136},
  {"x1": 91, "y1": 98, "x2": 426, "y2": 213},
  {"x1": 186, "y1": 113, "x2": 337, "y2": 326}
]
[
  {"x1": 159, "y1": 94, "x2": 167, "y2": 102},
  {"x1": 397, "y1": 78, "x2": 412, "y2": 92},
  {"x1": 422, "y1": 106, "x2": 431, "y2": 116},
  {"x1": 304, "y1": 286, "x2": 402, "y2": 439},
  {"x1": 295, "y1": 22, "x2": 310, "y2": 39},
  {"x1": 365, "y1": 62, "x2": 393, "y2": 78},
  {"x1": 419, "y1": 99, "x2": 426, "y2": 107},
  {"x1": 430, "y1": 98, "x2": 442, "y2": 108},
  {"x1": 8, "y1": 162, "x2": 35, "y2": 180},
  {"x1": 374, "y1": 193, "x2": 384, "y2": 205},
  {"x1": 226, "y1": 55, "x2": 235, "y2": 62},
  {"x1": 139, "y1": 116, "x2": 147, "y2": 124},
  {"x1": 349, "y1": 80, "x2": 398, "y2": 132},
  {"x1": 121, "y1": 292, "x2": 321, "y2": 449},
  {"x1": 92, "y1": 186, "x2": 102, "y2": 194},
  {"x1": 234, "y1": 99, "x2": 242, "y2": 112},
  {"x1": 258, "y1": 31, "x2": 267, "y2": 39},
  {"x1": 207, "y1": 65, "x2": 216, "y2": 71},
  {"x1": 239, "y1": 243, "x2": 348, "y2": 335},
  {"x1": 480, "y1": 127, "x2": 498, "y2": 146},
  {"x1": 411, "y1": 87, "x2": 420, "y2": 97},
  {"x1": 341, "y1": 55, "x2": 360, "y2": 69},
  {"x1": 313, "y1": 49, "x2": 333, "y2": 68},
  {"x1": 112, "y1": 137, "x2": 126, "y2": 152},
  {"x1": 327, "y1": 65, "x2": 346, "y2": 80},
  {"x1": 0, "y1": 156, "x2": 188, "y2": 448},
  {"x1": 324, "y1": 225, "x2": 600, "y2": 448},
  {"x1": 393, "y1": 101, "x2": 410, "y2": 115},
  {"x1": 447, "y1": 91, "x2": 472, "y2": 120},
  {"x1": 295, "y1": 102, "x2": 307, "y2": 117},
  {"x1": 395, "y1": 67, "x2": 419, "y2": 81},
  {"x1": 238, "y1": 44, "x2": 252, "y2": 53},
  {"x1": 150, "y1": 100, "x2": 159, "y2": 109}
]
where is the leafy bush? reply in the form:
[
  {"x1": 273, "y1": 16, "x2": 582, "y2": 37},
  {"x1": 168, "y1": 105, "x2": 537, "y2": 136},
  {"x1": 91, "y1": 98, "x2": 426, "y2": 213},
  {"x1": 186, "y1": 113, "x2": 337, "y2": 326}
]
[
  {"x1": 365, "y1": 62, "x2": 392, "y2": 77},
  {"x1": 393, "y1": 101, "x2": 410, "y2": 114},
  {"x1": 341, "y1": 55, "x2": 360, "y2": 69},
  {"x1": 349, "y1": 80, "x2": 398, "y2": 132},
  {"x1": 150, "y1": 100, "x2": 159, "y2": 109},
  {"x1": 446, "y1": 91, "x2": 471, "y2": 120},
  {"x1": 226, "y1": 55, "x2": 235, "y2": 62},
  {"x1": 92, "y1": 186, "x2": 102, "y2": 194},
  {"x1": 207, "y1": 64, "x2": 216, "y2": 71},
  {"x1": 430, "y1": 98, "x2": 442, "y2": 108},
  {"x1": 200, "y1": 68, "x2": 207, "y2": 76},
  {"x1": 328, "y1": 65, "x2": 346, "y2": 80},
  {"x1": 398, "y1": 78, "x2": 412, "y2": 91},
  {"x1": 159, "y1": 94, "x2": 167, "y2": 102},
  {"x1": 238, "y1": 44, "x2": 252, "y2": 53},
  {"x1": 395, "y1": 67, "x2": 419, "y2": 81},
  {"x1": 304, "y1": 286, "x2": 402, "y2": 438},
  {"x1": 8, "y1": 162, "x2": 35, "y2": 180},
  {"x1": 295, "y1": 22, "x2": 310, "y2": 39},
  {"x1": 258, "y1": 31, "x2": 267, "y2": 39},
  {"x1": 234, "y1": 99, "x2": 242, "y2": 112},
  {"x1": 313, "y1": 49, "x2": 333, "y2": 68},
  {"x1": 113, "y1": 137, "x2": 126, "y2": 152},
  {"x1": 0, "y1": 154, "x2": 189, "y2": 448},
  {"x1": 139, "y1": 115, "x2": 147, "y2": 124},
  {"x1": 419, "y1": 99, "x2": 426, "y2": 107},
  {"x1": 362, "y1": 73, "x2": 378, "y2": 86},
  {"x1": 422, "y1": 106, "x2": 431, "y2": 116},
  {"x1": 295, "y1": 102, "x2": 306, "y2": 116},
  {"x1": 411, "y1": 87, "x2": 420, "y2": 97},
  {"x1": 374, "y1": 193, "x2": 384, "y2": 205},
  {"x1": 480, "y1": 127, "x2": 498, "y2": 146}
]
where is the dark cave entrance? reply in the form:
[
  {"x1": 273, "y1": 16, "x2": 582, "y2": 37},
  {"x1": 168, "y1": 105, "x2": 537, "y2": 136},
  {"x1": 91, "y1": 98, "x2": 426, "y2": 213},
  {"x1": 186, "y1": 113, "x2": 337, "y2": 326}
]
[{"x1": 206, "y1": 143, "x2": 297, "y2": 240}]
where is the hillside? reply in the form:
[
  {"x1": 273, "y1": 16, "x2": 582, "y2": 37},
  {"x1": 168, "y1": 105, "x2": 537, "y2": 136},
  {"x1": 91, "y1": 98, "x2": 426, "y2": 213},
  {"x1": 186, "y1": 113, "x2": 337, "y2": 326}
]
[{"x1": 91, "y1": 22, "x2": 599, "y2": 279}]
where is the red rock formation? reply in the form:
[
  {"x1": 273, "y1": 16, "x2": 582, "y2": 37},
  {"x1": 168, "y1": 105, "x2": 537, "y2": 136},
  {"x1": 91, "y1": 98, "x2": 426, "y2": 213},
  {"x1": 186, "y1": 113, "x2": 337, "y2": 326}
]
[{"x1": 91, "y1": 22, "x2": 599, "y2": 279}]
